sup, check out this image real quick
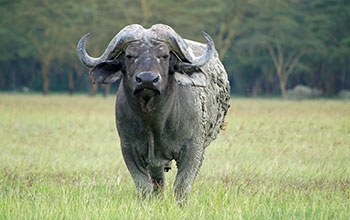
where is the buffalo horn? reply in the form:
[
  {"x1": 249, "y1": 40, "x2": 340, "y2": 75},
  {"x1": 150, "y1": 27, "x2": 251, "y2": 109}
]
[
  {"x1": 77, "y1": 24, "x2": 144, "y2": 68},
  {"x1": 150, "y1": 24, "x2": 214, "y2": 67}
]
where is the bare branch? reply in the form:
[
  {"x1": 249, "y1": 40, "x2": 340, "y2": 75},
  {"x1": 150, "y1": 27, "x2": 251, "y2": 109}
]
[
  {"x1": 282, "y1": 50, "x2": 296, "y2": 74},
  {"x1": 285, "y1": 50, "x2": 305, "y2": 77},
  {"x1": 267, "y1": 44, "x2": 279, "y2": 71},
  {"x1": 220, "y1": 29, "x2": 236, "y2": 60},
  {"x1": 276, "y1": 42, "x2": 284, "y2": 69},
  {"x1": 216, "y1": 23, "x2": 227, "y2": 51}
]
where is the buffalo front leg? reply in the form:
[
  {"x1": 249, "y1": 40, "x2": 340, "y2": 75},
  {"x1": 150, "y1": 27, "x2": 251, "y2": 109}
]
[
  {"x1": 174, "y1": 145, "x2": 204, "y2": 202},
  {"x1": 121, "y1": 145, "x2": 152, "y2": 198},
  {"x1": 149, "y1": 166, "x2": 165, "y2": 195}
]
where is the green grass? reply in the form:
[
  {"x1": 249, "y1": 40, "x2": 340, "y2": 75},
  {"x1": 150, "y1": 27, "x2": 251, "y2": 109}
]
[{"x1": 1, "y1": 94, "x2": 349, "y2": 219}]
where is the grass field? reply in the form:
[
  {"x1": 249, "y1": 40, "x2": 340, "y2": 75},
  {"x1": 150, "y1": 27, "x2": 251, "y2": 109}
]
[{"x1": 1, "y1": 94, "x2": 349, "y2": 219}]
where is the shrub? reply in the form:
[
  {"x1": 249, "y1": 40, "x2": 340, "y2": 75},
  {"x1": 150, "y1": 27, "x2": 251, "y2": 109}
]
[
  {"x1": 286, "y1": 85, "x2": 322, "y2": 100},
  {"x1": 338, "y1": 90, "x2": 350, "y2": 100}
]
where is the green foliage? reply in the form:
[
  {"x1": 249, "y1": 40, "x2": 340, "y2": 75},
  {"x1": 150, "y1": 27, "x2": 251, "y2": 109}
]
[
  {"x1": 0, "y1": 0, "x2": 349, "y2": 96},
  {"x1": 1, "y1": 95, "x2": 349, "y2": 218}
]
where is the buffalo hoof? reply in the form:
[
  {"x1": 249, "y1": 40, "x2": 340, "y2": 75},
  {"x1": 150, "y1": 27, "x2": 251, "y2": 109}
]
[{"x1": 164, "y1": 161, "x2": 172, "y2": 172}]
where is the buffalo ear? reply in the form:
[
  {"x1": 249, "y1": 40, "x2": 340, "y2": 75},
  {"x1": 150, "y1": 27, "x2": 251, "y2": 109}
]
[
  {"x1": 90, "y1": 60, "x2": 123, "y2": 84},
  {"x1": 170, "y1": 53, "x2": 208, "y2": 87},
  {"x1": 174, "y1": 71, "x2": 207, "y2": 87}
]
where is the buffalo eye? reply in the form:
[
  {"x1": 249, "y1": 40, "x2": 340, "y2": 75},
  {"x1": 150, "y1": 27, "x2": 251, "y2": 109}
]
[
  {"x1": 126, "y1": 54, "x2": 137, "y2": 60},
  {"x1": 158, "y1": 54, "x2": 169, "y2": 59}
]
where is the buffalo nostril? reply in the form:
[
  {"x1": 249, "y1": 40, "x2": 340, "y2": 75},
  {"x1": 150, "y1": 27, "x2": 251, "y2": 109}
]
[
  {"x1": 135, "y1": 76, "x2": 142, "y2": 84},
  {"x1": 153, "y1": 76, "x2": 159, "y2": 84},
  {"x1": 135, "y1": 72, "x2": 160, "y2": 86}
]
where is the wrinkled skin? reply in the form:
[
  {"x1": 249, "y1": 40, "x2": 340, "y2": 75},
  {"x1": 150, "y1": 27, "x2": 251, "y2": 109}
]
[
  {"x1": 114, "y1": 40, "x2": 205, "y2": 200},
  {"x1": 77, "y1": 24, "x2": 230, "y2": 202}
]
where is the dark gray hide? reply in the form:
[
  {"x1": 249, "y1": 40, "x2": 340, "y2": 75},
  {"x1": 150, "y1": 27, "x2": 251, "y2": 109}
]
[{"x1": 77, "y1": 24, "x2": 230, "y2": 201}]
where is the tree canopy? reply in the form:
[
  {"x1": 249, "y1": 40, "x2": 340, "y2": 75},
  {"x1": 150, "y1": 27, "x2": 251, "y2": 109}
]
[{"x1": 0, "y1": 0, "x2": 349, "y2": 96}]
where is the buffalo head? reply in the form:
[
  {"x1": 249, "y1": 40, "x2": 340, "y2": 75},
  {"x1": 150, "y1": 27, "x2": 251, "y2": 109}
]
[{"x1": 77, "y1": 24, "x2": 214, "y2": 110}]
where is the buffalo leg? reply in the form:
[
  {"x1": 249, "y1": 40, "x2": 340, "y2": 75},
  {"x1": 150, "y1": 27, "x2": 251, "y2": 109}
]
[
  {"x1": 149, "y1": 166, "x2": 165, "y2": 195},
  {"x1": 174, "y1": 145, "x2": 204, "y2": 202},
  {"x1": 121, "y1": 146, "x2": 152, "y2": 198}
]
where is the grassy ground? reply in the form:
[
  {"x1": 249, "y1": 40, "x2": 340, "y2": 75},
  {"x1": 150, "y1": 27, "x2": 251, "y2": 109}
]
[{"x1": 0, "y1": 94, "x2": 349, "y2": 219}]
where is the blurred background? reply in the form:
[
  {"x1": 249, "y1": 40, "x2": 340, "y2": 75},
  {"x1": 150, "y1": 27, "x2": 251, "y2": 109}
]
[{"x1": 0, "y1": 0, "x2": 349, "y2": 97}]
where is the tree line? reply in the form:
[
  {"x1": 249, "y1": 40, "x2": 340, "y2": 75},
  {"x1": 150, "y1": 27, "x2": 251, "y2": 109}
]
[{"x1": 0, "y1": 0, "x2": 349, "y2": 97}]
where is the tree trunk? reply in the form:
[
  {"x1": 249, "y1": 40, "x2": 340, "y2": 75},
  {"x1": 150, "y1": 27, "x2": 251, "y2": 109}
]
[
  {"x1": 103, "y1": 85, "x2": 111, "y2": 97},
  {"x1": 74, "y1": 63, "x2": 85, "y2": 91},
  {"x1": 68, "y1": 69, "x2": 74, "y2": 95},
  {"x1": 89, "y1": 83, "x2": 97, "y2": 97},
  {"x1": 267, "y1": 44, "x2": 304, "y2": 99},
  {"x1": 41, "y1": 58, "x2": 51, "y2": 95},
  {"x1": 0, "y1": 74, "x2": 5, "y2": 89},
  {"x1": 88, "y1": 72, "x2": 97, "y2": 97},
  {"x1": 279, "y1": 78, "x2": 286, "y2": 98}
]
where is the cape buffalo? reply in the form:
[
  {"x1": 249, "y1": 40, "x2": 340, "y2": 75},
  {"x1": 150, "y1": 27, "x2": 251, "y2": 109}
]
[{"x1": 77, "y1": 24, "x2": 230, "y2": 201}]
